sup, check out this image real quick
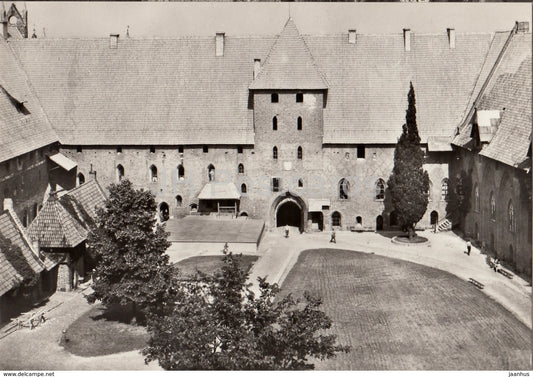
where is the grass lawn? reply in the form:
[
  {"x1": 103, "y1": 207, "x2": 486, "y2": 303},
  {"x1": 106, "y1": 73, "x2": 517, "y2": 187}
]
[
  {"x1": 175, "y1": 255, "x2": 259, "y2": 279},
  {"x1": 280, "y1": 249, "x2": 532, "y2": 370},
  {"x1": 61, "y1": 303, "x2": 150, "y2": 357}
]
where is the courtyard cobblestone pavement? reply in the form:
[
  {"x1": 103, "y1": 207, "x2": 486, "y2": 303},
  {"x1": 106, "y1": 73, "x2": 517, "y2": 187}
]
[{"x1": 0, "y1": 229, "x2": 530, "y2": 370}]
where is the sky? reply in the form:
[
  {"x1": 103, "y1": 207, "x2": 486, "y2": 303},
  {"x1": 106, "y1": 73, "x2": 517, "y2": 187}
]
[{"x1": 16, "y1": 2, "x2": 533, "y2": 39}]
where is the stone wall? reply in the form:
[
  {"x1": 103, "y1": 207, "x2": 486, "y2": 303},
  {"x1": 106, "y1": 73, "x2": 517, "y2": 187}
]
[
  {"x1": 0, "y1": 144, "x2": 56, "y2": 226},
  {"x1": 451, "y1": 148, "x2": 531, "y2": 276}
]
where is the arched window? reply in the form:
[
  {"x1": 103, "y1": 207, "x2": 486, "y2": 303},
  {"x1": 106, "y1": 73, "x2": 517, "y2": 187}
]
[
  {"x1": 22, "y1": 210, "x2": 28, "y2": 227},
  {"x1": 272, "y1": 116, "x2": 278, "y2": 131},
  {"x1": 238, "y1": 163, "x2": 244, "y2": 174},
  {"x1": 208, "y1": 164, "x2": 215, "y2": 182},
  {"x1": 298, "y1": 179, "x2": 303, "y2": 188},
  {"x1": 474, "y1": 183, "x2": 480, "y2": 212},
  {"x1": 339, "y1": 178, "x2": 349, "y2": 199},
  {"x1": 332, "y1": 211, "x2": 342, "y2": 227},
  {"x1": 508, "y1": 200, "x2": 515, "y2": 232},
  {"x1": 428, "y1": 180, "x2": 433, "y2": 202},
  {"x1": 77, "y1": 173, "x2": 85, "y2": 186},
  {"x1": 117, "y1": 164, "x2": 124, "y2": 182},
  {"x1": 150, "y1": 165, "x2": 158, "y2": 182},
  {"x1": 297, "y1": 146, "x2": 302, "y2": 160},
  {"x1": 490, "y1": 191, "x2": 496, "y2": 219},
  {"x1": 441, "y1": 178, "x2": 449, "y2": 201},
  {"x1": 356, "y1": 216, "x2": 362, "y2": 225},
  {"x1": 273, "y1": 146, "x2": 278, "y2": 160},
  {"x1": 375, "y1": 179, "x2": 385, "y2": 200},
  {"x1": 241, "y1": 183, "x2": 247, "y2": 193},
  {"x1": 297, "y1": 116, "x2": 302, "y2": 130},
  {"x1": 176, "y1": 195, "x2": 183, "y2": 207},
  {"x1": 178, "y1": 164, "x2": 185, "y2": 180}
]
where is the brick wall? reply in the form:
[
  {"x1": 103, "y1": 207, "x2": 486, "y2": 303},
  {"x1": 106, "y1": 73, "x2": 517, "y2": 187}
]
[
  {"x1": 452, "y1": 148, "x2": 531, "y2": 276},
  {"x1": 0, "y1": 144, "x2": 55, "y2": 226}
]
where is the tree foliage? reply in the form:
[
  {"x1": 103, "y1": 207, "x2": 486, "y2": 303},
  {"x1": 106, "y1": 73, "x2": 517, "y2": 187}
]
[
  {"x1": 387, "y1": 82, "x2": 430, "y2": 238},
  {"x1": 86, "y1": 179, "x2": 173, "y2": 317},
  {"x1": 143, "y1": 251, "x2": 349, "y2": 370}
]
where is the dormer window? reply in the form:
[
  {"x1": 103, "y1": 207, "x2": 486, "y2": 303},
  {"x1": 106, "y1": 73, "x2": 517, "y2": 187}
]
[{"x1": 271, "y1": 93, "x2": 279, "y2": 103}]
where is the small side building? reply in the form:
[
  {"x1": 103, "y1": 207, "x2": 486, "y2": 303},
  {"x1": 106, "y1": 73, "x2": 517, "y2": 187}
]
[{"x1": 27, "y1": 179, "x2": 106, "y2": 292}]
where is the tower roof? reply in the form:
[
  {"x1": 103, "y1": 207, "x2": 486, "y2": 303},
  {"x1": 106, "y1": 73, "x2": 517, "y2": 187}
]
[{"x1": 249, "y1": 18, "x2": 328, "y2": 90}]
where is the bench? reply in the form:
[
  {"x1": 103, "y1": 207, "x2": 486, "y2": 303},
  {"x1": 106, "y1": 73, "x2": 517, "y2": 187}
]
[
  {"x1": 468, "y1": 278, "x2": 484, "y2": 289},
  {"x1": 498, "y1": 268, "x2": 514, "y2": 279}
]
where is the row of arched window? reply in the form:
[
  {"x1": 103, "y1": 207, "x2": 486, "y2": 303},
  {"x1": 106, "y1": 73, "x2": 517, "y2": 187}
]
[
  {"x1": 473, "y1": 182, "x2": 515, "y2": 232},
  {"x1": 273, "y1": 146, "x2": 303, "y2": 160},
  {"x1": 335, "y1": 178, "x2": 449, "y2": 201},
  {"x1": 272, "y1": 116, "x2": 303, "y2": 131}
]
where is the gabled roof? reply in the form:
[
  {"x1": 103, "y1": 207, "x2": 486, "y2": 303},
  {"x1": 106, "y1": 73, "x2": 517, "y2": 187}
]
[
  {"x1": 27, "y1": 179, "x2": 107, "y2": 248},
  {"x1": 0, "y1": 40, "x2": 58, "y2": 163},
  {"x1": 8, "y1": 22, "x2": 527, "y2": 145},
  {"x1": 453, "y1": 31, "x2": 532, "y2": 170},
  {"x1": 0, "y1": 210, "x2": 44, "y2": 276},
  {"x1": 0, "y1": 249, "x2": 22, "y2": 296},
  {"x1": 249, "y1": 18, "x2": 328, "y2": 90}
]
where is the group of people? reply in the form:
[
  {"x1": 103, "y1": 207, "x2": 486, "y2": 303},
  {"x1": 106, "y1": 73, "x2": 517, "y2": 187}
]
[
  {"x1": 466, "y1": 240, "x2": 503, "y2": 272},
  {"x1": 284, "y1": 224, "x2": 336, "y2": 243}
]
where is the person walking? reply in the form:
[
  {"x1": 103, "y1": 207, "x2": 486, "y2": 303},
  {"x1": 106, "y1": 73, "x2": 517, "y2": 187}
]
[
  {"x1": 466, "y1": 240, "x2": 472, "y2": 255},
  {"x1": 330, "y1": 230, "x2": 336, "y2": 244}
]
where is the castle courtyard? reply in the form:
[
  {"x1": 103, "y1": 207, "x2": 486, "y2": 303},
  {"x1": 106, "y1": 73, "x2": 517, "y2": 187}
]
[{"x1": 1, "y1": 229, "x2": 530, "y2": 370}]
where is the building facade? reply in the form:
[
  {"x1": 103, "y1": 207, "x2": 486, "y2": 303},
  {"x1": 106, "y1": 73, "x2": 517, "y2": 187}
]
[{"x1": 0, "y1": 5, "x2": 530, "y2": 275}]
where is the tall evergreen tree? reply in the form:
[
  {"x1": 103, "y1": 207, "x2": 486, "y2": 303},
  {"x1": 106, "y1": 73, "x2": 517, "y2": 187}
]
[
  {"x1": 86, "y1": 179, "x2": 173, "y2": 319},
  {"x1": 387, "y1": 82, "x2": 430, "y2": 239}
]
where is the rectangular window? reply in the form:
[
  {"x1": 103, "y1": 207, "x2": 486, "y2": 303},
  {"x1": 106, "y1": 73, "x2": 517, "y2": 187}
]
[
  {"x1": 178, "y1": 145, "x2": 184, "y2": 153},
  {"x1": 271, "y1": 93, "x2": 279, "y2": 103},
  {"x1": 150, "y1": 146, "x2": 155, "y2": 153},
  {"x1": 272, "y1": 177, "x2": 280, "y2": 192},
  {"x1": 296, "y1": 93, "x2": 303, "y2": 103},
  {"x1": 357, "y1": 145, "x2": 365, "y2": 159},
  {"x1": 116, "y1": 146, "x2": 122, "y2": 153},
  {"x1": 203, "y1": 146, "x2": 209, "y2": 153},
  {"x1": 237, "y1": 146, "x2": 243, "y2": 154},
  {"x1": 76, "y1": 146, "x2": 82, "y2": 153}
]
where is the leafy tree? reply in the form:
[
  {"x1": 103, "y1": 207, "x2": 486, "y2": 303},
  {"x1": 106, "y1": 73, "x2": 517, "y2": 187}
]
[
  {"x1": 143, "y1": 251, "x2": 349, "y2": 370},
  {"x1": 86, "y1": 179, "x2": 172, "y2": 319},
  {"x1": 387, "y1": 82, "x2": 430, "y2": 239}
]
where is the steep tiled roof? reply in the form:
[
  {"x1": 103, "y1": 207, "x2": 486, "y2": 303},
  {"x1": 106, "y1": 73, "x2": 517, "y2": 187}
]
[
  {"x1": 479, "y1": 35, "x2": 532, "y2": 168},
  {"x1": 27, "y1": 179, "x2": 106, "y2": 249},
  {"x1": 249, "y1": 18, "x2": 328, "y2": 90},
  {"x1": 0, "y1": 41, "x2": 58, "y2": 163},
  {"x1": 8, "y1": 24, "x2": 523, "y2": 145},
  {"x1": 453, "y1": 32, "x2": 532, "y2": 169},
  {"x1": 0, "y1": 210, "x2": 44, "y2": 276},
  {"x1": 9, "y1": 36, "x2": 275, "y2": 146},
  {"x1": 0, "y1": 247, "x2": 23, "y2": 296}
]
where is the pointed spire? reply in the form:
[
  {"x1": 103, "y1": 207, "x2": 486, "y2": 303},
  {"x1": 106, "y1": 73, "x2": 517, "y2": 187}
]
[{"x1": 249, "y1": 18, "x2": 328, "y2": 90}]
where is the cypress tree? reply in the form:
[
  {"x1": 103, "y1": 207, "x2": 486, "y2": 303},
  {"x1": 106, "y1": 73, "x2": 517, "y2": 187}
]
[{"x1": 387, "y1": 82, "x2": 430, "y2": 239}]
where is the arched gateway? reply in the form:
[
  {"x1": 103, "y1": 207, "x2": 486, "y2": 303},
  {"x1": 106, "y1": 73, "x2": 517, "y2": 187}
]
[{"x1": 272, "y1": 192, "x2": 306, "y2": 233}]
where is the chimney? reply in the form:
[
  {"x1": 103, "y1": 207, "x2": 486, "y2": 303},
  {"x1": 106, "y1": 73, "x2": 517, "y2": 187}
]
[
  {"x1": 109, "y1": 33, "x2": 119, "y2": 49},
  {"x1": 253, "y1": 59, "x2": 261, "y2": 79},
  {"x1": 447, "y1": 28, "x2": 456, "y2": 49},
  {"x1": 89, "y1": 164, "x2": 97, "y2": 181},
  {"x1": 3, "y1": 198, "x2": 13, "y2": 212},
  {"x1": 348, "y1": 29, "x2": 356, "y2": 44},
  {"x1": 516, "y1": 21, "x2": 529, "y2": 33},
  {"x1": 403, "y1": 29, "x2": 411, "y2": 52},
  {"x1": 216, "y1": 32, "x2": 225, "y2": 57}
]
